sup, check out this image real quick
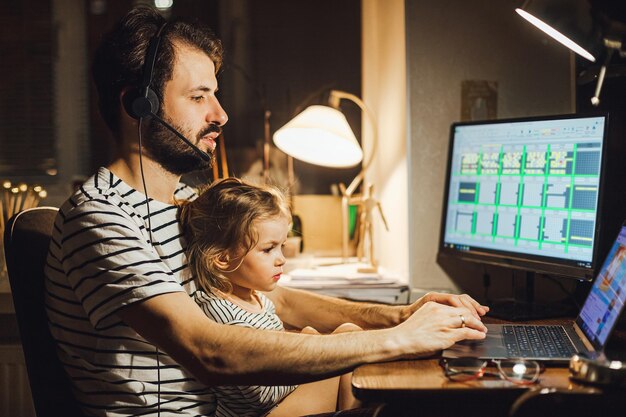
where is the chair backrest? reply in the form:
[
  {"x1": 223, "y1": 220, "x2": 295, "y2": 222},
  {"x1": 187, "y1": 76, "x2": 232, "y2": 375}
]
[{"x1": 4, "y1": 207, "x2": 82, "y2": 417}]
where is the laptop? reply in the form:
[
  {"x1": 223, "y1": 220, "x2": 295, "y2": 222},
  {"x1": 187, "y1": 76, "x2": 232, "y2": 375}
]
[{"x1": 443, "y1": 223, "x2": 626, "y2": 363}]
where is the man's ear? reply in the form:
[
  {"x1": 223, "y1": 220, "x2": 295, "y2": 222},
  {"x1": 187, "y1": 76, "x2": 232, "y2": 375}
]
[
  {"x1": 120, "y1": 87, "x2": 140, "y2": 121},
  {"x1": 116, "y1": 87, "x2": 142, "y2": 149}
]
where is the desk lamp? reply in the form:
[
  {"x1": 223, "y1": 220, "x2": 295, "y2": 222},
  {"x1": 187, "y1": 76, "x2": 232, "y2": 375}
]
[
  {"x1": 516, "y1": 0, "x2": 626, "y2": 106},
  {"x1": 273, "y1": 90, "x2": 383, "y2": 270}
]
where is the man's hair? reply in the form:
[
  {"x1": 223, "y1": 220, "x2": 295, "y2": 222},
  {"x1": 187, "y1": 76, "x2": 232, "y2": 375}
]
[
  {"x1": 92, "y1": 5, "x2": 223, "y2": 136},
  {"x1": 179, "y1": 178, "x2": 292, "y2": 293}
]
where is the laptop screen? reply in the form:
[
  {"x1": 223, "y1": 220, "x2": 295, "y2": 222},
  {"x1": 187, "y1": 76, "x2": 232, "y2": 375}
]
[{"x1": 577, "y1": 225, "x2": 626, "y2": 349}]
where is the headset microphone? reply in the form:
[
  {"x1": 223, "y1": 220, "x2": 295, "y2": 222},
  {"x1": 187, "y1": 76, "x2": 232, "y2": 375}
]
[{"x1": 149, "y1": 112, "x2": 213, "y2": 162}]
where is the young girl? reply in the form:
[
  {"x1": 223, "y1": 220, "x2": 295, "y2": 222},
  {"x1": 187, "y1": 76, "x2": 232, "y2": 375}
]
[{"x1": 179, "y1": 177, "x2": 360, "y2": 417}]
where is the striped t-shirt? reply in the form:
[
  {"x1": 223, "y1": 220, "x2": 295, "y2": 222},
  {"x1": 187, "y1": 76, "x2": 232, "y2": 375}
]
[
  {"x1": 44, "y1": 167, "x2": 218, "y2": 416},
  {"x1": 194, "y1": 290, "x2": 297, "y2": 417}
]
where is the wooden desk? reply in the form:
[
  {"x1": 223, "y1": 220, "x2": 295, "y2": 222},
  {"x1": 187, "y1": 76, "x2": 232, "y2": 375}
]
[
  {"x1": 352, "y1": 359, "x2": 585, "y2": 416},
  {"x1": 352, "y1": 318, "x2": 626, "y2": 417}
]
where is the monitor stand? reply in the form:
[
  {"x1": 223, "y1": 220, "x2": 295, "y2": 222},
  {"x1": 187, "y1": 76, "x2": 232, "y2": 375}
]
[{"x1": 487, "y1": 271, "x2": 577, "y2": 321}]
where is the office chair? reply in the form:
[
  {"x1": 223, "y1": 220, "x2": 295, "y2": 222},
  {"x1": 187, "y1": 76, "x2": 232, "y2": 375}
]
[
  {"x1": 509, "y1": 387, "x2": 626, "y2": 417},
  {"x1": 4, "y1": 207, "x2": 82, "y2": 417}
]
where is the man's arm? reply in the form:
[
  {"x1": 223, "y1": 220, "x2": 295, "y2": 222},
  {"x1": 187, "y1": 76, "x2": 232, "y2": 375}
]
[
  {"x1": 265, "y1": 286, "x2": 489, "y2": 333},
  {"x1": 118, "y1": 290, "x2": 487, "y2": 387}
]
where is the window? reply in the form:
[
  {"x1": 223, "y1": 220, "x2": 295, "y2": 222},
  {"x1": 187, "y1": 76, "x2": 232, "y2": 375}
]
[{"x1": 0, "y1": 0, "x2": 57, "y2": 178}]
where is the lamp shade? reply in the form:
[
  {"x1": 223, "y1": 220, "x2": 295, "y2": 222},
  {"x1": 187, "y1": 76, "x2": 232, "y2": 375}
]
[
  {"x1": 273, "y1": 105, "x2": 363, "y2": 168},
  {"x1": 516, "y1": 0, "x2": 598, "y2": 62}
]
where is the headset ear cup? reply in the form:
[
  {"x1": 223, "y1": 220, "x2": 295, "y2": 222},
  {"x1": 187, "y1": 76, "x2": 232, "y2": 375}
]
[
  {"x1": 142, "y1": 88, "x2": 160, "y2": 116},
  {"x1": 123, "y1": 88, "x2": 160, "y2": 119}
]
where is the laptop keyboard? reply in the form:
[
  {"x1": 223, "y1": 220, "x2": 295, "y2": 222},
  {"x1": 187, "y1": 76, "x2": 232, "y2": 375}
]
[{"x1": 502, "y1": 325, "x2": 577, "y2": 358}]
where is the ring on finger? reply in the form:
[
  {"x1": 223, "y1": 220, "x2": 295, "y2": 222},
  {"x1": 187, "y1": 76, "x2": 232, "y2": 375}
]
[{"x1": 459, "y1": 314, "x2": 466, "y2": 328}]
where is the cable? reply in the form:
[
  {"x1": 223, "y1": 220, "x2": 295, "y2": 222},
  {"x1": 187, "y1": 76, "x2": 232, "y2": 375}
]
[
  {"x1": 138, "y1": 118, "x2": 154, "y2": 245},
  {"x1": 156, "y1": 347, "x2": 161, "y2": 416},
  {"x1": 544, "y1": 274, "x2": 582, "y2": 311},
  {"x1": 511, "y1": 269, "x2": 516, "y2": 301},
  {"x1": 137, "y1": 118, "x2": 159, "y2": 416},
  {"x1": 482, "y1": 265, "x2": 491, "y2": 303}
]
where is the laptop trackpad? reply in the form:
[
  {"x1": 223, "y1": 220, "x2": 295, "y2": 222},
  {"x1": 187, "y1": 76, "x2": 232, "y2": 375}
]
[{"x1": 442, "y1": 324, "x2": 508, "y2": 359}]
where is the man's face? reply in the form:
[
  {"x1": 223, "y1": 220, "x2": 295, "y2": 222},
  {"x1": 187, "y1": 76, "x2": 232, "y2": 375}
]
[{"x1": 144, "y1": 41, "x2": 228, "y2": 175}]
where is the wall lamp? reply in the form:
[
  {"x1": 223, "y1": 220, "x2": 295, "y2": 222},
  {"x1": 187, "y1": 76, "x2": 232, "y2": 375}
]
[
  {"x1": 516, "y1": 0, "x2": 626, "y2": 106},
  {"x1": 273, "y1": 90, "x2": 382, "y2": 268}
]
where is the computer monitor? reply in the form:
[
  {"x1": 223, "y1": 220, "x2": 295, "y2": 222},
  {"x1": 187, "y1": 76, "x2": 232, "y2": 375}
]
[{"x1": 438, "y1": 113, "x2": 609, "y2": 318}]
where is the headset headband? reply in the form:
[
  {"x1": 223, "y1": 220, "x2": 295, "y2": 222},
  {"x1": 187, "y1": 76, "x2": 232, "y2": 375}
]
[{"x1": 140, "y1": 22, "x2": 168, "y2": 94}]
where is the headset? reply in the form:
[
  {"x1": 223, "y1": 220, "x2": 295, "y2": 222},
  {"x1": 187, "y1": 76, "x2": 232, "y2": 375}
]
[{"x1": 122, "y1": 22, "x2": 212, "y2": 162}]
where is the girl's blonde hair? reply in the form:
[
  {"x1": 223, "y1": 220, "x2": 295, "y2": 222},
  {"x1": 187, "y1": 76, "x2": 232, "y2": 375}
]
[{"x1": 179, "y1": 177, "x2": 291, "y2": 293}]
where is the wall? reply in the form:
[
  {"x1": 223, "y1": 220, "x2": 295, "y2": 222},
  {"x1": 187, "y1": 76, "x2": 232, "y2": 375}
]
[
  {"x1": 405, "y1": 1, "x2": 573, "y2": 294},
  {"x1": 216, "y1": 0, "x2": 362, "y2": 195},
  {"x1": 362, "y1": 0, "x2": 409, "y2": 281}
]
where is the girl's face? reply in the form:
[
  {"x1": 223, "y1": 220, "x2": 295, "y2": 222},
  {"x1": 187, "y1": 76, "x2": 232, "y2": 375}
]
[{"x1": 224, "y1": 215, "x2": 290, "y2": 301}]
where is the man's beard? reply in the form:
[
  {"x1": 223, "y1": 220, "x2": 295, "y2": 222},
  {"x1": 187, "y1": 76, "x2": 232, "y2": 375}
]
[{"x1": 143, "y1": 114, "x2": 221, "y2": 176}]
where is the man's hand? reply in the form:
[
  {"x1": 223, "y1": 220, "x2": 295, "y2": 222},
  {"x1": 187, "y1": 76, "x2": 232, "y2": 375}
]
[
  {"x1": 406, "y1": 292, "x2": 489, "y2": 321},
  {"x1": 394, "y1": 301, "x2": 488, "y2": 357}
]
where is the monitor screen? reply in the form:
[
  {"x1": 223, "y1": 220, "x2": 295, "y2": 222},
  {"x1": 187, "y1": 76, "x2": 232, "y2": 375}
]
[{"x1": 439, "y1": 114, "x2": 608, "y2": 280}]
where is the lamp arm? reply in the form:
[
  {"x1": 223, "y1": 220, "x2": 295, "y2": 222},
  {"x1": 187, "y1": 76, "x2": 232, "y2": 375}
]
[
  {"x1": 591, "y1": 39, "x2": 621, "y2": 107},
  {"x1": 345, "y1": 170, "x2": 364, "y2": 197},
  {"x1": 329, "y1": 90, "x2": 378, "y2": 196}
]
